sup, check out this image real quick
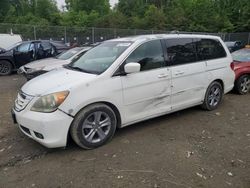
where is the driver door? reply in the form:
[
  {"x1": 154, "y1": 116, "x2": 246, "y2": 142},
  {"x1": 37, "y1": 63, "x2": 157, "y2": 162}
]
[
  {"x1": 14, "y1": 42, "x2": 34, "y2": 67},
  {"x1": 120, "y1": 40, "x2": 172, "y2": 124}
]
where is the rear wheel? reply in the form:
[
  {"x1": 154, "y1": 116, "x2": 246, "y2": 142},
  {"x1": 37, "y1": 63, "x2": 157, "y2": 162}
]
[
  {"x1": 202, "y1": 81, "x2": 223, "y2": 111},
  {"x1": 235, "y1": 75, "x2": 250, "y2": 95},
  {"x1": 70, "y1": 103, "x2": 117, "y2": 149},
  {"x1": 0, "y1": 60, "x2": 12, "y2": 75}
]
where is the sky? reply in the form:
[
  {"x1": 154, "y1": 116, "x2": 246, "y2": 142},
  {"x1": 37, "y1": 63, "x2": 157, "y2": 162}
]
[{"x1": 56, "y1": 0, "x2": 119, "y2": 9}]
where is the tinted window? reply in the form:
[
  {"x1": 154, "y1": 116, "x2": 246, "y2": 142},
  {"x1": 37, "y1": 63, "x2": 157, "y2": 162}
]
[
  {"x1": 195, "y1": 39, "x2": 226, "y2": 61},
  {"x1": 16, "y1": 43, "x2": 30, "y2": 52},
  {"x1": 37, "y1": 42, "x2": 56, "y2": 57},
  {"x1": 165, "y1": 38, "x2": 196, "y2": 65},
  {"x1": 126, "y1": 40, "x2": 165, "y2": 71},
  {"x1": 41, "y1": 42, "x2": 52, "y2": 50}
]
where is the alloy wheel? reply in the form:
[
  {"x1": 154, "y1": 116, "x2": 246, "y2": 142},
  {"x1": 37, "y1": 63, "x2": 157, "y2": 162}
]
[
  {"x1": 240, "y1": 76, "x2": 250, "y2": 93},
  {"x1": 0, "y1": 62, "x2": 11, "y2": 74},
  {"x1": 208, "y1": 85, "x2": 221, "y2": 107},
  {"x1": 82, "y1": 111, "x2": 112, "y2": 144}
]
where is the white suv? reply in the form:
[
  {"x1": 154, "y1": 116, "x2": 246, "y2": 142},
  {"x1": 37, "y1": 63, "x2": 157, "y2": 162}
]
[{"x1": 12, "y1": 34, "x2": 235, "y2": 149}]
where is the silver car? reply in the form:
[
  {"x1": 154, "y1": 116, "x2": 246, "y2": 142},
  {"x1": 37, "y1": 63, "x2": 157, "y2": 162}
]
[{"x1": 18, "y1": 47, "x2": 91, "y2": 80}]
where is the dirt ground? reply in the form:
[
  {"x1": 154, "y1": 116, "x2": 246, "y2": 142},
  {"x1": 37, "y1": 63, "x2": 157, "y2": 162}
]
[{"x1": 0, "y1": 74, "x2": 249, "y2": 188}]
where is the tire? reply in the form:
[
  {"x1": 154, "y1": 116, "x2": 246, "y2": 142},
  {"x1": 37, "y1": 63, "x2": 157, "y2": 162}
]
[
  {"x1": 70, "y1": 103, "x2": 117, "y2": 149},
  {"x1": 0, "y1": 60, "x2": 12, "y2": 75},
  {"x1": 235, "y1": 75, "x2": 250, "y2": 95},
  {"x1": 201, "y1": 81, "x2": 223, "y2": 111}
]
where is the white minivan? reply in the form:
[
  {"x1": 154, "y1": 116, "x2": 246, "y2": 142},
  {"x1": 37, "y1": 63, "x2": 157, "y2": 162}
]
[{"x1": 12, "y1": 34, "x2": 235, "y2": 149}]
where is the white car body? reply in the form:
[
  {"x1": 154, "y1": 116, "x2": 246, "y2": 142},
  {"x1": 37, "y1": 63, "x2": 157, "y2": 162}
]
[
  {"x1": 13, "y1": 34, "x2": 235, "y2": 148},
  {"x1": 0, "y1": 34, "x2": 22, "y2": 49}
]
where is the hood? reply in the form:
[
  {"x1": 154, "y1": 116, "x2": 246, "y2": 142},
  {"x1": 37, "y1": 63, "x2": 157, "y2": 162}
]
[
  {"x1": 43, "y1": 60, "x2": 70, "y2": 71},
  {"x1": 24, "y1": 58, "x2": 62, "y2": 69},
  {"x1": 22, "y1": 68, "x2": 97, "y2": 96}
]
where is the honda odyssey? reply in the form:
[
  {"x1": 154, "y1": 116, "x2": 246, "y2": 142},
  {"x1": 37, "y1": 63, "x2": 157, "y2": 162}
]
[{"x1": 12, "y1": 34, "x2": 235, "y2": 149}]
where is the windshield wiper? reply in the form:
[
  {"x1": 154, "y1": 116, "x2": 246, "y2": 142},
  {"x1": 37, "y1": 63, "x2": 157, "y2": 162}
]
[{"x1": 64, "y1": 64, "x2": 97, "y2": 74}]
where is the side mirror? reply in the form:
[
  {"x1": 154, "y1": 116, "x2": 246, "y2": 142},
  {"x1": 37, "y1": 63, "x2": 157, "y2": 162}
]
[{"x1": 124, "y1": 62, "x2": 141, "y2": 74}]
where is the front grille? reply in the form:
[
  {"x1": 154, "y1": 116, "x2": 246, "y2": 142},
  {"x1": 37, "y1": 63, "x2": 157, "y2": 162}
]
[{"x1": 14, "y1": 91, "x2": 33, "y2": 112}]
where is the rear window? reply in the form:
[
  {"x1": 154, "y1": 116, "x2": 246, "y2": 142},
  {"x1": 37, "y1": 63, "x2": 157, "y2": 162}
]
[
  {"x1": 165, "y1": 38, "x2": 227, "y2": 66},
  {"x1": 196, "y1": 39, "x2": 227, "y2": 61}
]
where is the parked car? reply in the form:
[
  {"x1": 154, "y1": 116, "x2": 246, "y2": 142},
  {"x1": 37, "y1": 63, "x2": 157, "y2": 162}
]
[
  {"x1": 12, "y1": 34, "x2": 234, "y2": 149},
  {"x1": 225, "y1": 41, "x2": 245, "y2": 52},
  {"x1": 18, "y1": 47, "x2": 91, "y2": 80},
  {"x1": 0, "y1": 40, "x2": 70, "y2": 75},
  {"x1": 0, "y1": 33, "x2": 22, "y2": 49},
  {"x1": 231, "y1": 48, "x2": 250, "y2": 94}
]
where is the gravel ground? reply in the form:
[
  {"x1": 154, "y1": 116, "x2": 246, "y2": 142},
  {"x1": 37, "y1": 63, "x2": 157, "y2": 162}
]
[{"x1": 0, "y1": 74, "x2": 249, "y2": 188}]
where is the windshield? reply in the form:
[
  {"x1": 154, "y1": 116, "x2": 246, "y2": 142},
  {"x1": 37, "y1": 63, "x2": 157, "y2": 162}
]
[
  {"x1": 70, "y1": 41, "x2": 132, "y2": 74},
  {"x1": 232, "y1": 49, "x2": 250, "y2": 62},
  {"x1": 56, "y1": 47, "x2": 83, "y2": 60}
]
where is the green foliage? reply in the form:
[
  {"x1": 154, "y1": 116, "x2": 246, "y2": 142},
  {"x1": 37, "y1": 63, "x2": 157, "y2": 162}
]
[
  {"x1": 0, "y1": 0, "x2": 249, "y2": 32},
  {"x1": 144, "y1": 5, "x2": 166, "y2": 30},
  {"x1": 65, "y1": 0, "x2": 109, "y2": 15},
  {"x1": 95, "y1": 11, "x2": 128, "y2": 28}
]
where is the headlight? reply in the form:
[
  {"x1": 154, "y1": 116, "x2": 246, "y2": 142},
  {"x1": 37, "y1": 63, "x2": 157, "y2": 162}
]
[{"x1": 31, "y1": 91, "x2": 69, "y2": 113}]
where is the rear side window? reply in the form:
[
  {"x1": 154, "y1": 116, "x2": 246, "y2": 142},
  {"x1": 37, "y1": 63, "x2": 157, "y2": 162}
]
[
  {"x1": 37, "y1": 42, "x2": 56, "y2": 57},
  {"x1": 195, "y1": 39, "x2": 226, "y2": 61},
  {"x1": 165, "y1": 38, "x2": 196, "y2": 65},
  {"x1": 125, "y1": 40, "x2": 165, "y2": 71},
  {"x1": 41, "y1": 42, "x2": 52, "y2": 50}
]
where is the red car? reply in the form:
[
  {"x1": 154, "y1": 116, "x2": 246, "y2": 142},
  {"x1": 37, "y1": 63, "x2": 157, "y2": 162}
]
[{"x1": 231, "y1": 47, "x2": 250, "y2": 94}]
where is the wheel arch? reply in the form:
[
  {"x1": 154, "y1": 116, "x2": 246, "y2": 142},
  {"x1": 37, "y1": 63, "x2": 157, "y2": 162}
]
[
  {"x1": 235, "y1": 72, "x2": 250, "y2": 81},
  {"x1": 72, "y1": 101, "x2": 122, "y2": 128},
  {"x1": 66, "y1": 101, "x2": 122, "y2": 148},
  {"x1": 212, "y1": 79, "x2": 224, "y2": 93},
  {"x1": 0, "y1": 59, "x2": 15, "y2": 69}
]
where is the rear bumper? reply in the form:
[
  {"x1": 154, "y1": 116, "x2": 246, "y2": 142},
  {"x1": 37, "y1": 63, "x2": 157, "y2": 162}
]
[{"x1": 13, "y1": 108, "x2": 74, "y2": 148}]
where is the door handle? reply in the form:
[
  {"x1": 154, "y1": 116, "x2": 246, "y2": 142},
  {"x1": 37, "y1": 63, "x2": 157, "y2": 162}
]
[
  {"x1": 158, "y1": 73, "x2": 169, "y2": 78},
  {"x1": 174, "y1": 71, "x2": 185, "y2": 76}
]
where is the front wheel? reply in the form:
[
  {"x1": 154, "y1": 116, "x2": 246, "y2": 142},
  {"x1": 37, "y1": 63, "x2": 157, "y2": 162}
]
[
  {"x1": 70, "y1": 103, "x2": 117, "y2": 149},
  {"x1": 201, "y1": 81, "x2": 223, "y2": 111},
  {"x1": 235, "y1": 75, "x2": 250, "y2": 95},
  {"x1": 0, "y1": 60, "x2": 12, "y2": 75}
]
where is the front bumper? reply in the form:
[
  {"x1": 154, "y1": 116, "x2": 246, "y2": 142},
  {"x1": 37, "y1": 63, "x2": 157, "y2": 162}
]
[
  {"x1": 12, "y1": 108, "x2": 74, "y2": 148},
  {"x1": 25, "y1": 70, "x2": 48, "y2": 80},
  {"x1": 18, "y1": 67, "x2": 48, "y2": 80}
]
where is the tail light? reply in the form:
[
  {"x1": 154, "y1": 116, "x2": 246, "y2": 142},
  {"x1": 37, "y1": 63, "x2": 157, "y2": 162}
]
[{"x1": 230, "y1": 62, "x2": 235, "y2": 70}]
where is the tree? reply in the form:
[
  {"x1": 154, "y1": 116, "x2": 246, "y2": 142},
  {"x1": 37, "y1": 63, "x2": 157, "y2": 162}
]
[
  {"x1": 0, "y1": 0, "x2": 249, "y2": 33},
  {"x1": 144, "y1": 5, "x2": 166, "y2": 30},
  {"x1": 65, "y1": 0, "x2": 110, "y2": 15}
]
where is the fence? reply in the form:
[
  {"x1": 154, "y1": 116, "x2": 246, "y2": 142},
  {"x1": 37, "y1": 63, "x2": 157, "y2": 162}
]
[{"x1": 0, "y1": 23, "x2": 250, "y2": 45}]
